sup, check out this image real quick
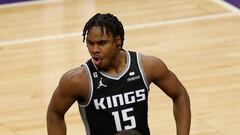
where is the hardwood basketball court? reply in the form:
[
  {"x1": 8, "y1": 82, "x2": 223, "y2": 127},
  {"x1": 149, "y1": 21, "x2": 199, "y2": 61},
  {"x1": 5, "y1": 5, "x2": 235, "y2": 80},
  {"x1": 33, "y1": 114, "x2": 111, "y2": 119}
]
[{"x1": 0, "y1": 0, "x2": 240, "y2": 135}]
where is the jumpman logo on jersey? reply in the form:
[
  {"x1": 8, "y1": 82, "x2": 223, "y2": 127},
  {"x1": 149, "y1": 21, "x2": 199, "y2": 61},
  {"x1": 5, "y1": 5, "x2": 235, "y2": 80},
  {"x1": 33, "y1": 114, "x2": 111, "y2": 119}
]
[{"x1": 97, "y1": 77, "x2": 107, "y2": 89}]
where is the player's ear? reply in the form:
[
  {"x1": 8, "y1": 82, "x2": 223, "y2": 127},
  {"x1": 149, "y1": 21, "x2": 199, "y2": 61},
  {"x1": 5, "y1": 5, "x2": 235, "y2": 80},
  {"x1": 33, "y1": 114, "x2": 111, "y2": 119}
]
[{"x1": 115, "y1": 36, "x2": 122, "y2": 48}]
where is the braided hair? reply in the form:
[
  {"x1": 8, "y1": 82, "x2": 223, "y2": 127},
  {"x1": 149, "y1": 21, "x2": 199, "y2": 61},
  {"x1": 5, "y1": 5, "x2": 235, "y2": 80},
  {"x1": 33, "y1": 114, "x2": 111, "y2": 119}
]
[{"x1": 82, "y1": 13, "x2": 125, "y2": 49}]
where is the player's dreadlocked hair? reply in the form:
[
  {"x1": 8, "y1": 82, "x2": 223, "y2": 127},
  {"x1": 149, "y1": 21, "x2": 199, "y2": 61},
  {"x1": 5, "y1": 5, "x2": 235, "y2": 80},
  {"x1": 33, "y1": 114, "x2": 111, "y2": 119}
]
[{"x1": 82, "y1": 13, "x2": 125, "y2": 49}]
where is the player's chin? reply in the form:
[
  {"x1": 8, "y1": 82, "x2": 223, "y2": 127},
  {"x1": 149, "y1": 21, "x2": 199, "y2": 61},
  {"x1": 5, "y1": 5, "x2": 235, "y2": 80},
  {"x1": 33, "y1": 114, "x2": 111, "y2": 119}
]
[
  {"x1": 97, "y1": 62, "x2": 108, "y2": 70},
  {"x1": 94, "y1": 62, "x2": 104, "y2": 70}
]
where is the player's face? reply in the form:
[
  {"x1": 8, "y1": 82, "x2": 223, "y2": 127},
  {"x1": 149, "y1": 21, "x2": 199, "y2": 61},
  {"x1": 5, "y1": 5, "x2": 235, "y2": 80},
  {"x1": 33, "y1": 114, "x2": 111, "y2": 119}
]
[{"x1": 86, "y1": 26, "x2": 120, "y2": 70}]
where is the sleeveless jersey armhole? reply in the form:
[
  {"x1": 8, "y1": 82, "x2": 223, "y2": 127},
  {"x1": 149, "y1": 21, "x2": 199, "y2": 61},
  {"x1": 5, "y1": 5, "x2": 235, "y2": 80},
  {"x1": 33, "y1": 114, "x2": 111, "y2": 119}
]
[
  {"x1": 136, "y1": 52, "x2": 149, "y2": 91},
  {"x1": 79, "y1": 64, "x2": 93, "y2": 107}
]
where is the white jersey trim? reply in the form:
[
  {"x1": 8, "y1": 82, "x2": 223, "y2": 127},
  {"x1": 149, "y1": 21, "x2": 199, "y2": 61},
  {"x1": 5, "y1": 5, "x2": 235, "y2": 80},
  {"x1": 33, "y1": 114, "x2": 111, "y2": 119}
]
[
  {"x1": 136, "y1": 52, "x2": 149, "y2": 90},
  {"x1": 79, "y1": 107, "x2": 91, "y2": 135},
  {"x1": 79, "y1": 64, "x2": 93, "y2": 107}
]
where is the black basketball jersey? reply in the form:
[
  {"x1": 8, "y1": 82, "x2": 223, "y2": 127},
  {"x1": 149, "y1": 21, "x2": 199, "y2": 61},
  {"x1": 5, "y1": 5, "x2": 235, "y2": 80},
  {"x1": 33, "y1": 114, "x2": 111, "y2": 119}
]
[{"x1": 78, "y1": 50, "x2": 150, "y2": 135}]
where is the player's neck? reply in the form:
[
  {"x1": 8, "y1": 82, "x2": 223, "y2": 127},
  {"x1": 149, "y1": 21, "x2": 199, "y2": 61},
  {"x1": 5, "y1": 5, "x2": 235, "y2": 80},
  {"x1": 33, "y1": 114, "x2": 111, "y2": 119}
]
[{"x1": 104, "y1": 50, "x2": 127, "y2": 75}]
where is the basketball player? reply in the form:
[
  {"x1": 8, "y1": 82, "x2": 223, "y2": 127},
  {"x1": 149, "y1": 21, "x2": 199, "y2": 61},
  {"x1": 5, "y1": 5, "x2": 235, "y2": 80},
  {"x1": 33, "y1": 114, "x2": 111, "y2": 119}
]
[{"x1": 47, "y1": 13, "x2": 191, "y2": 135}]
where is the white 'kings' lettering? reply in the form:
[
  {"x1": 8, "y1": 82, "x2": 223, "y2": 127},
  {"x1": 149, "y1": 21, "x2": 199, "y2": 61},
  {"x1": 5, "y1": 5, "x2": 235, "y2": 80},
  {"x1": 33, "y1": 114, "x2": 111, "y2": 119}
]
[{"x1": 93, "y1": 89, "x2": 146, "y2": 110}]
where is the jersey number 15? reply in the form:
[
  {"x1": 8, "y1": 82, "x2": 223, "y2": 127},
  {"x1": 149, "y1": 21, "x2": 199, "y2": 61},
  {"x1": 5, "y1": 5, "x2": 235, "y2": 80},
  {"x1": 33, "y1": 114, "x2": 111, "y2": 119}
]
[{"x1": 112, "y1": 107, "x2": 136, "y2": 131}]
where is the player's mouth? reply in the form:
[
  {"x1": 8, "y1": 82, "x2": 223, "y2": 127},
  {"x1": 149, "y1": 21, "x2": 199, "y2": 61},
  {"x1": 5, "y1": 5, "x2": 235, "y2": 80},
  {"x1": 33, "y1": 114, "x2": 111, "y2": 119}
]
[{"x1": 92, "y1": 56, "x2": 102, "y2": 66}]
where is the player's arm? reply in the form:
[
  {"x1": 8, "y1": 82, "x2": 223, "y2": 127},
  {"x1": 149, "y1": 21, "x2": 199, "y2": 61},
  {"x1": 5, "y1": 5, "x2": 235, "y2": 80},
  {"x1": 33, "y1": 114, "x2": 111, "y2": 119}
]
[
  {"x1": 47, "y1": 67, "x2": 89, "y2": 135},
  {"x1": 142, "y1": 55, "x2": 191, "y2": 135}
]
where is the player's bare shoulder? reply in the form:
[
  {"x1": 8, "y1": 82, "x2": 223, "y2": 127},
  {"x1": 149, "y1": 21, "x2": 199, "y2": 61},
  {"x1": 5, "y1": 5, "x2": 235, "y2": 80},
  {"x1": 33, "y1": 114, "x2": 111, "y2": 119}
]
[
  {"x1": 140, "y1": 53, "x2": 169, "y2": 83},
  {"x1": 58, "y1": 65, "x2": 89, "y2": 99}
]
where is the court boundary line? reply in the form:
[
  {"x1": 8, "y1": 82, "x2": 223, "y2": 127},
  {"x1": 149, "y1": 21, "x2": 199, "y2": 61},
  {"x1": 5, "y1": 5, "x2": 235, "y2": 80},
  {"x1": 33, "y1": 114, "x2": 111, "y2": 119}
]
[
  {"x1": 212, "y1": 0, "x2": 240, "y2": 14},
  {"x1": 0, "y1": 0, "x2": 62, "y2": 9},
  {"x1": 125, "y1": 12, "x2": 234, "y2": 30},
  {"x1": 0, "y1": 12, "x2": 236, "y2": 47}
]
